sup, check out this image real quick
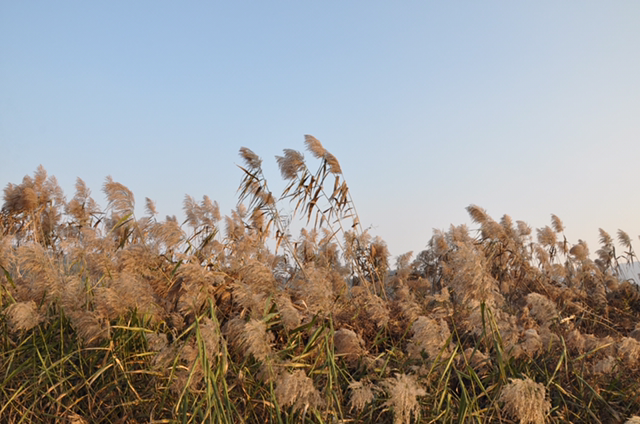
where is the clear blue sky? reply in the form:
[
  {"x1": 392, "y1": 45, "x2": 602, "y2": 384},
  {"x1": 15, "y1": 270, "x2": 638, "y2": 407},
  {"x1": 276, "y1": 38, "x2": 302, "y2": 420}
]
[{"x1": 2, "y1": 2, "x2": 640, "y2": 259}]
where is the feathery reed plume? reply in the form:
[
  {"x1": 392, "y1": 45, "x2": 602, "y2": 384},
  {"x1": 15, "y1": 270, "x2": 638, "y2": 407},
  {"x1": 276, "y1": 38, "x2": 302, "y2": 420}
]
[
  {"x1": 233, "y1": 260, "x2": 278, "y2": 316},
  {"x1": 304, "y1": 135, "x2": 342, "y2": 174},
  {"x1": 198, "y1": 316, "x2": 222, "y2": 361},
  {"x1": 449, "y1": 223, "x2": 471, "y2": 244},
  {"x1": 599, "y1": 228, "x2": 613, "y2": 246},
  {"x1": 499, "y1": 377, "x2": 551, "y2": 424},
  {"x1": 275, "y1": 149, "x2": 305, "y2": 180},
  {"x1": 618, "y1": 229, "x2": 637, "y2": 264},
  {"x1": 297, "y1": 228, "x2": 319, "y2": 263},
  {"x1": 445, "y1": 241, "x2": 500, "y2": 305},
  {"x1": 596, "y1": 228, "x2": 617, "y2": 271},
  {"x1": 407, "y1": 316, "x2": 450, "y2": 360},
  {"x1": 250, "y1": 207, "x2": 266, "y2": 234},
  {"x1": 348, "y1": 379, "x2": 375, "y2": 413},
  {"x1": 275, "y1": 293, "x2": 302, "y2": 331},
  {"x1": 304, "y1": 134, "x2": 327, "y2": 159},
  {"x1": 324, "y1": 152, "x2": 342, "y2": 174},
  {"x1": 592, "y1": 355, "x2": 616, "y2": 375},
  {"x1": 382, "y1": 373, "x2": 426, "y2": 424},
  {"x1": 537, "y1": 226, "x2": 556, "y2": 249},
  {"x1": 466, "y1": 205, "x2": 489, "y2": 225},
  {"x1": 4, "y1": 300, "x2": 42, "y2": 332},
  {"x1": 176, "y1": 263, "x2": 223, "y2": 315},
  {"x1": 150, "y1": 216, "x2": 184, "y2": 252},
  {"x1": 144, "y1": 197, "x2": 157, "y2": 217},
  {"x1": 103, "y1": 176, "x2": 135, "y2": 217},
  {"x1": 517, "y1": 220, "x2": 532, "y2": 237},
  {"x1": 569, "y1": 240, "x2": 589, "y2": 261},
  {"x1": 17, "y1": 243, "x2": 63, "y2": 304},
  {"x1": 2, "y1": 166, "x2": 64, "y2": 246},
  {"x1": 224, "y1": 213, "x2": 244, "y2": 242},
  {"x1": 221, "y1": 317, "x2": 245, "y2": 352},
  {"x1": 500, "y1": 214, "x2": 516, "y2": 239},
  {"x1": 626, "y1": 417, "x2": 640, "y2": 424},
  {"x1": 0, "y1": 234, "x2": 13, "y2": 273},
  {"x1": 618, "y1": 229, "x2": 633, "y2": 251},
  {"x1": 565, "y1": 328, "x2": 587, "y2": 353},
  {"x1": 66, "y1": 177, "x2": 100, "y2": 227},
  {"x1": 68, "y1": 309, "x2": 111, "y2": 346},
  {"x1": 239, "y1": 147, "x2": 262, "y2": 169},
  {"x1": 394, "y1": 283, "x2": 422, "y2": 322},
  {"x1": 145, "y1": 332, "x2": 168, "y2": 352},
  {"x1": 292, "y1": 264, "x2": 335, "y2": 315},
  {"x1": 183, "y1": 194, "x2": 220, "y2": 231},
  {"x1": 183, "y1": 195, "x2": 200, "y2": 229},
  {"x1": 2, "y1": 183, "x2": 29, "y2": 213},
  {"x1": 526, "y1": 293, "x2": 558, "y2": 327},
  {"x1": 550, "y1": 214, "x2": 564, "y2": 233},
  {"x1": 275, "y1": 369, "x2": 323, "y2": 413},
  {"x1": 109, "y1": 272, "x2": 163, "y2": 322},
  {"x1": 333, "y1": 328, "x2": 365, "y2": 364},
  {"x1": 520, "y1": 329, "x2": 543, "y2": 357},
  {"x1": 617, "y1": 337, "x2": 640, "y2": 366},
  {"x1": 431, "y1": 229, "x2": 449, "y2": 257},
  {"x1": 241, "y1": 318, "x2": 274, "y2": 361},
  {"x1": 363, "y1": 289, "x2": 390, "y2": 328}
]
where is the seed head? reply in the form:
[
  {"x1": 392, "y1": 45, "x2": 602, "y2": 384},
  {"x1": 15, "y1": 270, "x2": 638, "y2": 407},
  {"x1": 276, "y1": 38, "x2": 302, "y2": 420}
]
[{"x1": 499, "y1": 377, "x2": 550, "y2": 424}]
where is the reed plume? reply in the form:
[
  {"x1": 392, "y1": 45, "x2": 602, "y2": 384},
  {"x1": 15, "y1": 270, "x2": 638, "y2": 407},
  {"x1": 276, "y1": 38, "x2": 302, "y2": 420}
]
[
  {"x1": 5, "y1": 300, "x2": 42, "y2": 332},
  {"x1": 275, "y1": 369, "x2": 324, "y2": 414},
  {"x1": 382, "y1": 373, "x2": 426, "y2": 424},
  {"x1": 2, "y1": 156, "x2": 640, "y2": 422},
  {"x1": 499, "y1": 377, "x2": 550, "y2": 424},
  {"x1": 348, "y1": 379, "x2": 375, "y2": 413},
  {"x1": 407, "y1": 316, "x2": 451, "y2": 360}
]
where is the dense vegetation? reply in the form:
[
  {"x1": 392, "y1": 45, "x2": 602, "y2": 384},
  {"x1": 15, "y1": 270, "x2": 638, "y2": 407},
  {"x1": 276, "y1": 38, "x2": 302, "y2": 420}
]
[{"x1": 1, "y1": 135, "x2": 640, "y2": 423}]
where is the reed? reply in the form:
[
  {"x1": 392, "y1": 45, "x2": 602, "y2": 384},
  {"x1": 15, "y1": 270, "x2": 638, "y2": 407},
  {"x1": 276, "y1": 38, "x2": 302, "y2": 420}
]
[{"x1": 1, "y1": 136, "x2": 640, "y2": 423}]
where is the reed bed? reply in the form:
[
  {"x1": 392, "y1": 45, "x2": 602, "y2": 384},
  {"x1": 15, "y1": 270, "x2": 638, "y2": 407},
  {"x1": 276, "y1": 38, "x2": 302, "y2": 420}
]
[{"x1": 1, "y1": 135, "x2": 640, "y2": 423}]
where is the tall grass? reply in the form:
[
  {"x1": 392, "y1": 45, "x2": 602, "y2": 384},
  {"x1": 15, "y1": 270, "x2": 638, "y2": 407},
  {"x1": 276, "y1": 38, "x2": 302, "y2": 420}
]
[{"x1": 1, "y1": 137, "x2": 640, "y2": 423}]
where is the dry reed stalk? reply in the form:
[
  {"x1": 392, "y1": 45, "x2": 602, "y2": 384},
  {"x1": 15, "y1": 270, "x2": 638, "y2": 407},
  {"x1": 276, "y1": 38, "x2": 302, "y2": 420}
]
[
  {"x1": 237, "y1": 147, "x2": 308, "y2": 278},
  {"x1": 277, "y1": 136, "x2": 383, "y2": 293}
]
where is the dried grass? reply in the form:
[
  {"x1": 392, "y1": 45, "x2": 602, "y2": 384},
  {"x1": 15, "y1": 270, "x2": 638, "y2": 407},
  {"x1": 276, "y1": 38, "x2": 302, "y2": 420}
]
[
  {"x1": 382, "y1": 373, "x2": 426, "y2": 424},
  {"x1": 2, "y1": 146, "x2": 640, "y2": 422},
  {"x1": 499, "y1": 377, "x2": 551, "y2": 424}
]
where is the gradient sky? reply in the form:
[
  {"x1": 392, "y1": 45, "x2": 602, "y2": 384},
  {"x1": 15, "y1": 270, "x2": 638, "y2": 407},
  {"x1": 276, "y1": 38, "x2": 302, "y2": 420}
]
[{"x1": 2, "y1": 2, "x2": 640, "y2": 260}]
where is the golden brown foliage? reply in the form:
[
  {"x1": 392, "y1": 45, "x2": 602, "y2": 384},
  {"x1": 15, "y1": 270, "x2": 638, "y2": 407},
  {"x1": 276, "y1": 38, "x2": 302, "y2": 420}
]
[{"x1": 2, "y1": 144, "x2": 640, "y2": 423}]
